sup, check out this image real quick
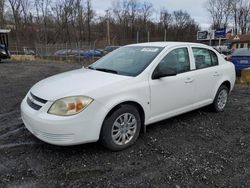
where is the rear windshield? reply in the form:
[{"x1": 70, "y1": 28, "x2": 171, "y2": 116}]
[{"x1": 233, "y1": 48, "x2": 250, "y2": 56}]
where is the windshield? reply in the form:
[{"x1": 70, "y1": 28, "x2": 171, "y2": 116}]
[
  {"x1": 89, "y1": 46, "x2": 163, "y2": 76},
  {"x1": 233, "y1": 48, "x2": 250, "y2": 57}
]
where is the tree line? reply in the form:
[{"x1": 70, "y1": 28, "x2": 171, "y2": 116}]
[{"x1": 0, "y1": 0, "x2": 199, "y2": 47}]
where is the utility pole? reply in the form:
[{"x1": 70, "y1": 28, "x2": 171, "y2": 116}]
[
  {"x1": 164, "y1": 29, "x2": 167, "y2": 41},
  {"x1": 137, "y1": 31, "x2": 139, "y2": 43},
  {"x1": 106, "y1": 9, "x2": 111, "y2": 46},
  {"x1": 209, "y1": 30, "x2": 212, "y2": 46}
]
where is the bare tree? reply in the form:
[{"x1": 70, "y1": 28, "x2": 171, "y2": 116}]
[
  {"x1": 232, "y1": 0, "x2": 239, "y2": 35},
  {"x1": 86, "y1": 0, "x2": 94, "y2": 44},
  {"x1": 1, "y1": 0, "x2": 200, "y2": 47},
  {"x1": 160, "y1": 9, "x2": 172, "y2": 40},
  {"x1": 237, "y1": 0, "x2": 250, "y2": 34},
  {"x1": 140, "y1": 1, "x2": 153, "y2": 28},
  {"x1": 160, "y1": 9, "x2": 172, "y2": 30},
  {"x1": 20, "y1": 0, "x2": 31, "y2": 25},
  {"x1": 229, "y1": 0, "x2": 250, "y2": 35},
  {"x1": 138, "y1": 1, "x2": 153, "y2": 41},
  {"x1": 75, "y1": 0, "x2": 85, "y2": 41},
  {"x1": 0, "y1": 0, "x2": 5, "y2": 26},
  {"x1": 35, "y1": 0, "x2": 51, "y2": 43},
  {"x1": 173, "y1": 10, "x2": 192, "y2": 29},
  {"x1": 8, "y1": 0, "x2": 22, "y2": 44},
  {"x1": 172, "y1": 10, "x2": 198, "y2": 41},
  {"x1": 112, "y1": 0, "x2": 130, "y2": 40},
  {"x1": 206, "y1": 0, "x2": 234, "y2": 29},
  {"x1": 128, "y1": 0, "x2": 138, "y2": 38}
]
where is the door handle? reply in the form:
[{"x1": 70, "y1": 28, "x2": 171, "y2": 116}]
[{"x1": 185, "y1": 78, "x2": 194, "y2": 83}]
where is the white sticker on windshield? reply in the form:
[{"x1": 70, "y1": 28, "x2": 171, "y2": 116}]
[{"x1": 141, "y1": 48, "x2": 159, "y2": 52}]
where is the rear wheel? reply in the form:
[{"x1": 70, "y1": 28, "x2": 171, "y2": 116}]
[
  {"x1": 212, "y1": 85, "x2": 229, "y2": 112},
  {"x1": 100, "y1": 105, "x2": 141, "y2": 151}
]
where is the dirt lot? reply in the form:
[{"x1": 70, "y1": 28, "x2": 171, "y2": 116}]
[{"x1": 0, "y1": 61, "x2": 250, "y2": 188}]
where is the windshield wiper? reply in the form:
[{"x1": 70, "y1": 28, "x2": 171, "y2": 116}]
[
  {"x1": 95, "y1": 68, "x2": 118, "y2": 74},
  {"x1": 88, "y1": 66, "x2": 118, "y2": 74}
]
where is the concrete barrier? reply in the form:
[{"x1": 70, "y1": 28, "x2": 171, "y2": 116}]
[
  {"x1": 11, "y1": 55, "x2": 35, "y2": 61},
  {"x1": 240, "y1": 68, "x2": 250, "y2": 84}
]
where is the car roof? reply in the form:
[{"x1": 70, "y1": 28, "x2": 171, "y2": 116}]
[
  {"x1": 234, "y1": 48, "x2": 250, "y2": 52},
  {"x1": 0, "y1": 29, "x2": 11, "y2": 34},
  {"x1": 126, "y1": 42, "x2": 209, "y2": 48},
  {"x1": 232, "y1": 48, "x2": 250, "y2": 56}
]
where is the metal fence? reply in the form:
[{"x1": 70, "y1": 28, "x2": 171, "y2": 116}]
[
  {"x1": 9, "y1": 42, "x2": 102, "y2": 63},
  {"x1": 35, "y1": 43, "x2": 91, "y2": 57},
  {"x1": 7, "y1": 36, "x2": 168, "y2": 63}
]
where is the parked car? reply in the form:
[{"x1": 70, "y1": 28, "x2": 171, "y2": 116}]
[
  {"x1": 104, "y1": 46, "x2": 120, "y2": 55},
  {"x1": 80, "y1": 49, "x2": 103, "y2": 57},
  {"x1": 231, "y1": 48, "x2": 250, "y2": 74},
  {"x1": 54, "y1": 49, "x2": 80, "y2": 57},
  {"x1": 213, "y1": 46, "x2": 231, "y2": 60},
  {"x1": 0, "y1": 44, "x2": 10, "y2": 61},
  {"x1": 23, "y1": 47, "x2": 35, "y2": 55},
  {"x1": 0, "y1": 29, "x2": 11, "y2": 62},
  {"x1": 21, "y1": 42, "x2": 235, "y2": 151}
]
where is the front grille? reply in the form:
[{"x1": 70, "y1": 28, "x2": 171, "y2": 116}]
[
  {"x1": 30, "y1": 92, "x2": 47, "y2": 104},
  {"x1": 27, "y1": 97, "x2": 42, "y2": 110},
  {"x1": 27, "y1": 92, "x2": 48, "y2": 111}
]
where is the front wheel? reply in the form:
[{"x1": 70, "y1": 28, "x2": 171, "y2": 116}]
[
  {"x1": 100, "y1": 105, "x2": 141, "y2": 151},
  {"x1": 212, "y1": 85, "x2": 229, "y2": 112}
]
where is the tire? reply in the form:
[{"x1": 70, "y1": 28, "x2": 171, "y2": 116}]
[
  {"x1": 100, "y1": 104, "x2": 141, "y2": 151},
  {"x1": 212, "y1": 85, "x2": 229, "y2": 112}
]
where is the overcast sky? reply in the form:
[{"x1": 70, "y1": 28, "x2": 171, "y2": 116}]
[{"x1": 92, "y1": 0, "x2": 210, "y2": 29}]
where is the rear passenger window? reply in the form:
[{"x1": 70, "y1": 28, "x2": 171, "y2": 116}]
[
  {"x1": 210, "y1": 50, "x2": 218, "y2": 66},
  {"x1": 157, "y1": 48, "x2": 190, "y2": 74},
  {"x1": 192, "y1": 48, "x2": 218, "y2": 69}
]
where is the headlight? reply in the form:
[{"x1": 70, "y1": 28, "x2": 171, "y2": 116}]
[{"x1": 48, "y1": 96, "x2": 93, "y2": 116}]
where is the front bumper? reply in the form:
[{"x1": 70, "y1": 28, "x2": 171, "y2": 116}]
[{"x1": 21, "y1": 94, "x2": 108, "y2": 146}]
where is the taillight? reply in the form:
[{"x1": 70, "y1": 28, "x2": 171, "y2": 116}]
[{"x1": 226, "y1": 56, "x2": 232, "y2": 62}]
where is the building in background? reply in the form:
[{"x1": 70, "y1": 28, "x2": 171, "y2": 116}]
[
  {"x1": 197, "y1": 28, "x2": 233, "y2": 47},
  {"x1": 229, "y1": 34, "x2": 250, "y2": 50}
]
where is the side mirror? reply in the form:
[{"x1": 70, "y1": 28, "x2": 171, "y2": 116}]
[{"x1": 152, "y1": 66, "x2": 177, "y2": 79}]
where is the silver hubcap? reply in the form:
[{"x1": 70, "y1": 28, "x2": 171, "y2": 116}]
[
  {"x1": 111, "y1": 113, "x2": 137, "y2": 146},
  {"x1": 217, "y1": 89, "x2": 228, "y2": 110}
]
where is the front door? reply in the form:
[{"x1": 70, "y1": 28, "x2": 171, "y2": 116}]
[{"x1": 149, "y1": 47, "x2": 196, "y2": 123}]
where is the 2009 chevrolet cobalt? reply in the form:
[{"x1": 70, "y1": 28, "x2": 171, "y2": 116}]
[{"x1": 21, "y1": 42, "x2": 235, "y2": 151}]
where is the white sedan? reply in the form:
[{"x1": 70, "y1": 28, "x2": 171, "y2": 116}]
[{"x1": 21, "y1": 42, "x2": 236, "y2": 151}]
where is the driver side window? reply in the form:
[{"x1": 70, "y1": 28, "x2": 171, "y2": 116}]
[{"x1": 157, "y1": 48, "x2": 190, "y2": 74}]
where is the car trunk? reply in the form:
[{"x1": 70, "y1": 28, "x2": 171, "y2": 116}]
[{"x1": 232, "y1": 56, "x2": 250, "y2": 69}]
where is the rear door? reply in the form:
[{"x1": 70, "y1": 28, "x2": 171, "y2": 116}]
[{"x1": 191, "y1": 47, "x2": 221, "y2": 102}]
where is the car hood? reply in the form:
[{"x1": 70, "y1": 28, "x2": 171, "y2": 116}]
[{"x1": 31, "y1": 68, "x2": 129, "y2": 101}]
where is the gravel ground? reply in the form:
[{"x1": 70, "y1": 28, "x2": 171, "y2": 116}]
[{"x1": 0, "y1": 61, "x2": 250, "y2": 188}]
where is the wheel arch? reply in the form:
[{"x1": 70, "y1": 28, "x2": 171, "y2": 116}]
[
  {"x1": 221, "y1": 80, "x2": 231, "y2": 91},
  {"x1": 212, "y1": 80, "x2": 232, "y2": 101},
  {"x1": 101, "y1": 101, "x2": 146, "y2": 134}
]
